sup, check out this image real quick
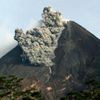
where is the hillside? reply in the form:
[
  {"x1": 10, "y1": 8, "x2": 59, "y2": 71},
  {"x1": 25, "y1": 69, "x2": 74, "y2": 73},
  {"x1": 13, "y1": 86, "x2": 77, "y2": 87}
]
[{"x1": 0, "y1": 7, "x2": 100, "y2": 100}]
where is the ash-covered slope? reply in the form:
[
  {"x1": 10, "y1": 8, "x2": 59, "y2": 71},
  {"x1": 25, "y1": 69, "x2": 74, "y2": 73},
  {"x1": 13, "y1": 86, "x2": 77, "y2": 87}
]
[
  {"x1": 55, "y1": 21, "x2": 100, "y2": 79},
  {"x1": 0, "y1": 7, "x2": 100, "y2": 100}
]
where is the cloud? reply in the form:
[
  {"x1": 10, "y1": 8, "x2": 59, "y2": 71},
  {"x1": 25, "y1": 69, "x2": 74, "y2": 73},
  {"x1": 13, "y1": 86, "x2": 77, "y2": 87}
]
[
  {"x1": 0, "y1": 21, "x2": 17, "y2": 58},
  {"x1": 0, "y1": 34, "x2": 17, "y2": 58}
]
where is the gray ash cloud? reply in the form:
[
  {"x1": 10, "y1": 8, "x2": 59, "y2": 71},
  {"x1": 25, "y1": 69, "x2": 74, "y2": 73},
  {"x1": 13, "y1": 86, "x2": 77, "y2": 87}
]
[{"x1": 14, "y1": 6, "x2": 68, "y2": 67}]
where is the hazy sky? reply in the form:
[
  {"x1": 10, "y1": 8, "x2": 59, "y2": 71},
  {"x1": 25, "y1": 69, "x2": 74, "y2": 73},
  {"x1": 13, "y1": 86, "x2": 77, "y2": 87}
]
[{"x1": 0, "y1": 0, "x2": 100, "y2": 57}]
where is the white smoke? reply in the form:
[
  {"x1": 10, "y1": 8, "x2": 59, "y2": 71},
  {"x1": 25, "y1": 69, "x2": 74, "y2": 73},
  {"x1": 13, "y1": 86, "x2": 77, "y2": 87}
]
[
  {"x1": 0, "y1": 21, "x2": 17, "y2": 58},
  {"x1": 24, "y1": 19, "x2": 38, "y2": 31},
  {"x1": 0, "y1": 33, "x2": 17, "y2": 58}
]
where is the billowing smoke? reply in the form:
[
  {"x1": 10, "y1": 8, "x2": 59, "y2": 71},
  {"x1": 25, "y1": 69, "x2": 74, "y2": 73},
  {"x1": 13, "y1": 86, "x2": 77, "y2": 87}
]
[{"x1": 14, "y1": 6, "x2": 69, "y2": 67}]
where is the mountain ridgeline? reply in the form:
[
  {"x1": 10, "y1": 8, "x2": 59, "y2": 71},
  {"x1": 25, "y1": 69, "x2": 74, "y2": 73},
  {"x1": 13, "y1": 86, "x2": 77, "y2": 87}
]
[{"x1": 0, "y1": 7, "x2": 100, "y2": 100}]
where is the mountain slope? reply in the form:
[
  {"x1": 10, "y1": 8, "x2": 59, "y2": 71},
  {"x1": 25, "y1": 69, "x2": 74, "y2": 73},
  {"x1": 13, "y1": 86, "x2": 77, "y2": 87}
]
[
  {"x1": 0, "y1": 6, "x2": 100, "y2": 99},
  {"x1": 0, "y1": 21, "x2": 100, "y2": 100},
  {"x1": 55, "y1": 21, "x2": 100, "y2": 79}
]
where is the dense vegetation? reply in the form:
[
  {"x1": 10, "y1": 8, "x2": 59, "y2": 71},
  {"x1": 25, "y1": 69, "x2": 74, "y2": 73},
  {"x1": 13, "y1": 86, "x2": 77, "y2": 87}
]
[
  {"x1": 0, "y1": 75, "x2": 44, "y2": 100},
  {"x1": 60, "y1": 79, "x2": 100, "y2": 100},
  {"x1": 0, "y1": 75, "x2": 100, "y2": 100}
]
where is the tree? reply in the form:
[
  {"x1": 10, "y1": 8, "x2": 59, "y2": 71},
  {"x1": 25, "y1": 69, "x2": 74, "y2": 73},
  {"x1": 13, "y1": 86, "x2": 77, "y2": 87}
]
[
  {"x1": 60, "y1": 79, "x2": 100, "y2": 100},
  {"x1": 0, "y1": 75, "x2": 44, "y2": 100}
]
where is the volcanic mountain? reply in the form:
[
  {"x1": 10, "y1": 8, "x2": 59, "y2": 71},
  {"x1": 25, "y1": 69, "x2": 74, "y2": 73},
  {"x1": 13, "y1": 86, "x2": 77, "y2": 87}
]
[{"x1": 0, "y1": 7, "x2": 100, "y2": 100}]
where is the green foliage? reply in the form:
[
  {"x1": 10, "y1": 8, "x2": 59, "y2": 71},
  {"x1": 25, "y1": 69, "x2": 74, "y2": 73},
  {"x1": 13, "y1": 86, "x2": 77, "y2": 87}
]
[
  {"x1": 0, "y1": 75, "x2": 44, "y2": 100},
  {"x1": 0, "y1": 75, "x2": 100, "y2": 100},
  {"x1": 60, "y1": 79, "x2": 100, "y2": 100}
]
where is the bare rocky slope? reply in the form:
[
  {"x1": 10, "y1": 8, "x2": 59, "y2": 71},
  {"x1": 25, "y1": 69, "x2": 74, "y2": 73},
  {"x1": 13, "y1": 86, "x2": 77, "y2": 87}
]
[{"x1": 0, "y1": 7, "x2": 100, "y2": 100}]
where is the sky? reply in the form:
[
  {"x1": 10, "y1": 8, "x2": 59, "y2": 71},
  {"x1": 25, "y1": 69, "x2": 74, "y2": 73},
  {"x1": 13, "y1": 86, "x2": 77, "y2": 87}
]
[{"x1": 0, "y1": 0, "x2": 100, "y2": 58}]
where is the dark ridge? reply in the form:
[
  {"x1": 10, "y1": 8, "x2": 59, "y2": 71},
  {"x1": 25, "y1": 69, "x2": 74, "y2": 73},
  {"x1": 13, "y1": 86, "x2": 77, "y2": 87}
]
[{"x1": 0, "y1": 46, "x2": 22, "y2": 64}]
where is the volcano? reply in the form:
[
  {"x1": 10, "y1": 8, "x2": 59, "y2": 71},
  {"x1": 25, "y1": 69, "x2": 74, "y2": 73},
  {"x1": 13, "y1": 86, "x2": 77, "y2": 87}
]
[{"x1": 0, "y1": 7, "x2": 100, "y2": 100}]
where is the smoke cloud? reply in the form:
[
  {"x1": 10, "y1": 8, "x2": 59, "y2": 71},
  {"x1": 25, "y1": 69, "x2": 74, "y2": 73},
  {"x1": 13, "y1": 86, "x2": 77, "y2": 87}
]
[{"x1": 14, "y1": 7, "x2": 69, "y2": 67}]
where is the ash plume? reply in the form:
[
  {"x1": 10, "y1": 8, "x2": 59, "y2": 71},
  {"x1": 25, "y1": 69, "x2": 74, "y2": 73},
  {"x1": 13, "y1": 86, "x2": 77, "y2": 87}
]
[{"x1": 14, "y1": 7, "x2": 69, "y2": 68}]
